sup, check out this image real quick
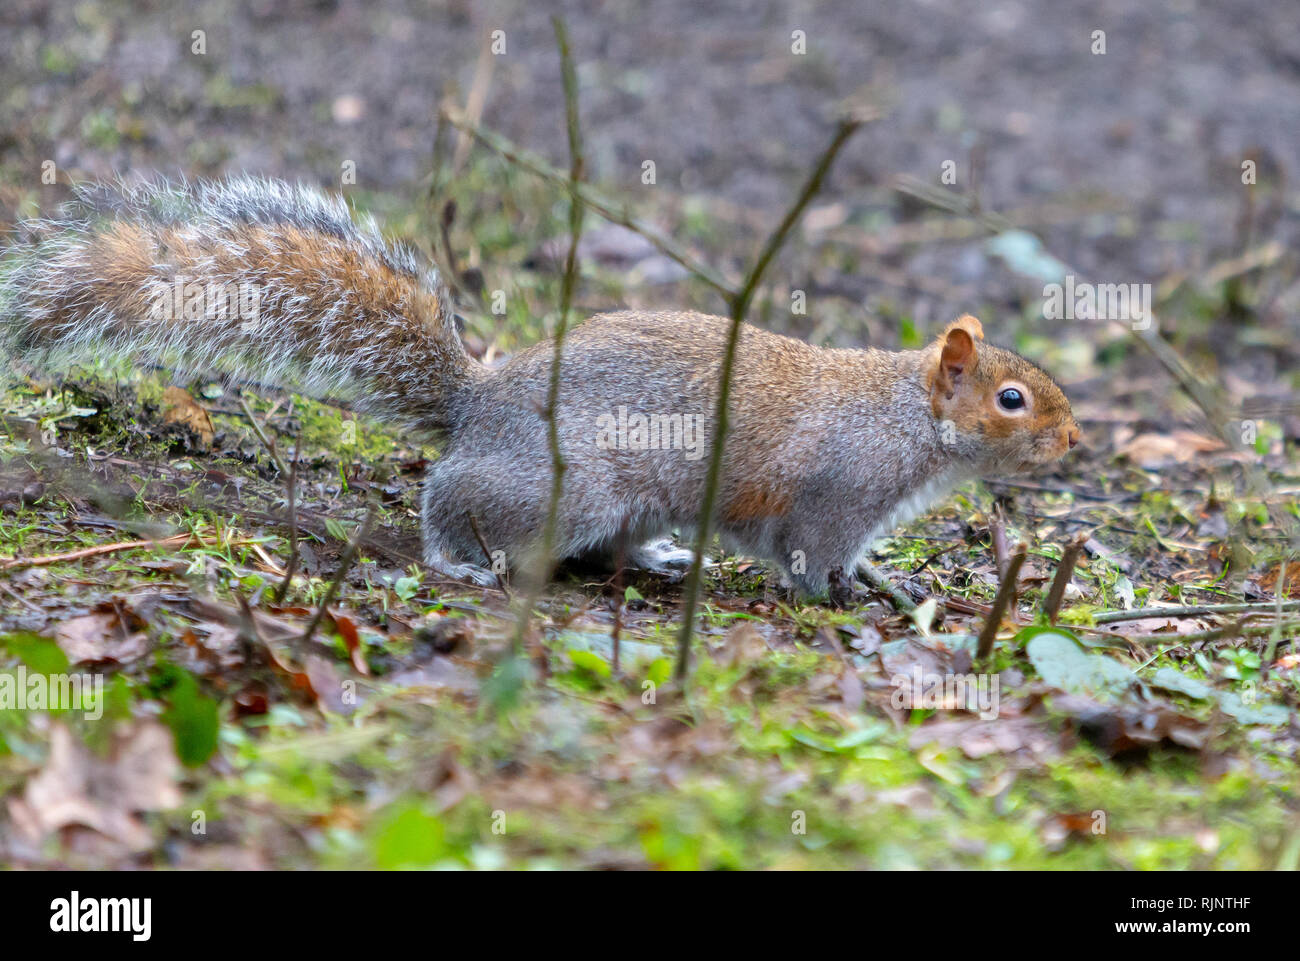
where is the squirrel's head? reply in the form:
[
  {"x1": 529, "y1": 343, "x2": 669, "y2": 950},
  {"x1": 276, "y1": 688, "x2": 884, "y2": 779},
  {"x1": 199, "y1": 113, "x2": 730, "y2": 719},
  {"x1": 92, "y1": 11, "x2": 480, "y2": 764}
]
[{"x1": 925, "y1": 315, "x2": 1079, "y2": 474}]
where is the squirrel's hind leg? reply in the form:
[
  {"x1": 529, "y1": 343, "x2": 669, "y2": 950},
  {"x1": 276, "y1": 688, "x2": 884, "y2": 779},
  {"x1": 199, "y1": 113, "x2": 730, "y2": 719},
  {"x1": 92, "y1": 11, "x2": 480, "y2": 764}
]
[{"x1": 419, "y1": 458, "x2": 524, "y2": 588}]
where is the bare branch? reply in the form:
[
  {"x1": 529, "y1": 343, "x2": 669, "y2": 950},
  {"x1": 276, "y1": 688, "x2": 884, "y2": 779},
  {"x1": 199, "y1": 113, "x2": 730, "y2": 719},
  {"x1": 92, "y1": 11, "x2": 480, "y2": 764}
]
[{"x1": 439, "y1": 103, "x2": 736, "y2": 298}]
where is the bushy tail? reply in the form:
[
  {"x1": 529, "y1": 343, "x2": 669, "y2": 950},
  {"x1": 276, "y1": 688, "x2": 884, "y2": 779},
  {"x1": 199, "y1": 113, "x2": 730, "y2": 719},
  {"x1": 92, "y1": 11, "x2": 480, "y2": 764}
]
[{"x1": 0, "y1": 175, "x2": 480, "y2": 431}]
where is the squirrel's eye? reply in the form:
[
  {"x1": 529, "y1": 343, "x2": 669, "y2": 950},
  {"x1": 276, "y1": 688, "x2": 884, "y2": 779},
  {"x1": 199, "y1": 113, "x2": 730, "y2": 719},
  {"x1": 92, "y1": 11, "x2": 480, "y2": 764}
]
[{"x1": 997, "y1": 388, "x2": 1025, "y2": 411}]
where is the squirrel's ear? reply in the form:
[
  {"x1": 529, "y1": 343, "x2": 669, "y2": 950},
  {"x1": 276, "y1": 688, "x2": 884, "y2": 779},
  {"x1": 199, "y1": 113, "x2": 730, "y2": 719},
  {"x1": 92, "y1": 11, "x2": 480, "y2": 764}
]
[
  {"x1": 945, "y1": 314, "x2": 984, "y2": 342},
  {"x1": 931, "y1": 317, "x2": 981, "y2": 397}
]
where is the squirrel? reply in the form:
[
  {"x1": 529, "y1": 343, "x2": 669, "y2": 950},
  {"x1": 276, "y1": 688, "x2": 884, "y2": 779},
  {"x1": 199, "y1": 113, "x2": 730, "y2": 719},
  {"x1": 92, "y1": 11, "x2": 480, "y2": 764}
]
[{"x1": 0, "y1": 176, "x2": 1080, "y2": 596}]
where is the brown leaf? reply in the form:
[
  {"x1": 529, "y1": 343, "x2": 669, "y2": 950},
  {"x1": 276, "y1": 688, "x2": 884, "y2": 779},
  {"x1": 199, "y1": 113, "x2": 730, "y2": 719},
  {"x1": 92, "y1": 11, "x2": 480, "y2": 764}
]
[
  {"x1": 911, "y1": 716, "x2": 1060, "y2": 760},
  {"x1": 1042, "y1": 811, "x2": 1104, "y2": 850},
  {"x1": 1259, "y1": 562, "x2": 1300, "y2": 598},
  {"x1": 303, "y1": 654, "x2": 356, "y2": 715},
  {"x1": 161, "y1": 386, "x2": 215, "y2": 448},
  {"x1": 386, "y1": 657, "x2": 478, "y2": 694},
  {"x1": 1108, "y1": 615, "x2": 1210, "y2": 637},
  {"x1": 716, "y1": 622, "x2": 768, "y2": 667},
  {"x1": 879, "y1": 637, "x2": 957, "y2": 680},
  {"x1": 55, "y1": 602, "x2": 149, "y2": 665},
  {"x1": 1050, "y1": 693, "x2": 1211, "y2": 755},
  {"x1": 837, "y1": 669, "x2": 866, "y2": 714},
  {"x1": 8, "y1": 722, "x2": 181, "y2": 855},
  {"x1": 332, "y1": 613, "x2": 370, "y2": 675},
  {"x1": 1116, "y1": 429, "x2": 1225, "y2": 468}
]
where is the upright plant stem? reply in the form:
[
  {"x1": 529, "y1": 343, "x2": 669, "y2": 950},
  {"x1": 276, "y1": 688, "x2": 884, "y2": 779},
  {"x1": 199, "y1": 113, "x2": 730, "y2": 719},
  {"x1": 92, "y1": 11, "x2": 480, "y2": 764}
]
[
  {"x1": 509, "y1": 16, "x2": 585, "y2": 652},
  {"x1": 673, "y1": 117, "x2": 864, "y2": 683}
]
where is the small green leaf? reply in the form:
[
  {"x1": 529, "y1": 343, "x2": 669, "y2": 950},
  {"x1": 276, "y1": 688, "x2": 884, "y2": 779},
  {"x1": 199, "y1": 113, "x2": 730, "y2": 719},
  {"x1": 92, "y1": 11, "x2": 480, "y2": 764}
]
[
  {"x1": 373, "y1": 803, "x2": 446, "y2": 869},
  {"x1": 909, "y1": 598, "x2": 938, "y2": 636},
  {"x1": 2, "y1": 632, "x2": 70, "y2": 675},
  {"x1": 568, "y1": 648, "x2": 611, "y2": 679},
  {"x1": 158, "y1": 666, "x2": 219, "y2": 767},
  {"x1": 1217, "y1": 692, "x2": 1289, "y2": 726},
  {"x1": 646, "y1": 657, "x2": 671, "y2": 687},
  {"x1": 833, "y1": 722, "x2": 888, "y2": 750},
  {"x1": 1149, "y1": 667, "x2": 1212, "y2": 701}
]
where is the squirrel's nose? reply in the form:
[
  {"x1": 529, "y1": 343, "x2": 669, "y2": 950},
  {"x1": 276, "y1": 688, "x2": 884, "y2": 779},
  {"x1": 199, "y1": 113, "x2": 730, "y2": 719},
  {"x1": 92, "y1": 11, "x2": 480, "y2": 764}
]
[{"x1": 1066, "y1": 426, "x2": 1080, "y2": 450}]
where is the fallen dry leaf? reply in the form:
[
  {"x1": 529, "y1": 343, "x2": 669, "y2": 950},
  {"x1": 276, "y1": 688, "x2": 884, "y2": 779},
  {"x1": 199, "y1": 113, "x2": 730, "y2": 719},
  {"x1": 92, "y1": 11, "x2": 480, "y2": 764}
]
[
  {"x1": 332, "y1": 613, "x2": 370, "y2": 675},
  {"x1": 1042, "y1": 811, "x2": 1105, "y2": 850},
  {"x1": 715, "y1": 621, "x2": 769, "y2": 667},
  {"x1": 161, "y1": 385, "x2": 215, "y2": 448},
  {"x1": 55, "y1": 602, "x2": 149, "y2": 665},
  {"x1": 1050, "y1": 693, "x2": 1212, "y2": 755},
  {"x1": 303, "y1": 653, "x2": 355, "y2": 714},
  {"x1": 1116, "y1": 429, "x2": 1225, "y2": 469},
  {"x1": 8, "y1": 722, "x2": 181, "y2": 855},
  {"x1": 386, "y1": 657, "x2": 478, "y2": 694},
  {"x1": 1107, "y1": 615, "x2": 1212, "y2": 637},
  {"x1": 910, "y1": 716, "x2": 1061, "y2": 760},
  {"x1": 1259, "y1": 562, "x2": 1300, "y2": 598}
]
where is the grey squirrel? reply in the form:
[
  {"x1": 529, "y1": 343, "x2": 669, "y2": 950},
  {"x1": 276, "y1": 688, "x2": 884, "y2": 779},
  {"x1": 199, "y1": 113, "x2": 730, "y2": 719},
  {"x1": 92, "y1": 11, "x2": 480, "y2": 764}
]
[{"x1": 0, "y1": 176, "x2": 1080, "y2": 595}]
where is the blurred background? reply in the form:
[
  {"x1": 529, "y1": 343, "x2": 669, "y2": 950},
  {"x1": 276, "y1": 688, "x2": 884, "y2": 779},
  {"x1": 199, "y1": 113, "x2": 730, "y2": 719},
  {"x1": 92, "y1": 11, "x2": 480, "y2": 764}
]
[{"x1": 1, "y1": 0, "x2": 1297, "y2": 396}]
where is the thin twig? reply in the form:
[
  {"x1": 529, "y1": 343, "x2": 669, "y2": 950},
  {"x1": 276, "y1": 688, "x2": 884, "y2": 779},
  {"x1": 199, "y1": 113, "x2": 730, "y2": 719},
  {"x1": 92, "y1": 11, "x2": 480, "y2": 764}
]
[
  {"x1": 0, "y1": 581, "x2": 43, "y2": 614},
  {"x1": 674, "y1": 114, "x2": 865, "y2": 682},
  {"x1": 1043, "y1": 533, "x2": 1088, "y2": 623},
  {"x1": 509, "y1": 15, "x2": 584, "y2": 652},
  {"x1": 1, "y1": 533, "x2": 192, "y2": 570},
  {"x1": 990, "y1": 506, "x2": 1010, "y2": 579},
  {"x1": 976, "y1": 541, "x2": 1028, "y2": 660},
  {"x1": 439, "y1": 104, "x2": 735, "y2": 297},
  {"x1": 1120, "y1": 617, "x2": 1300, "y2": 647},
  {"x1": 299, "y1": 504, "x2": 377, "y2": 647},
  {"x1": 452, "y1": 36, "x2": 497, "y2": 175},
  {"x1": 466, "y1": 510, "x2": 510, "y2": 601},
  {"x1": 273, "y1": 433, "x2": 302, "y2": 604},
  {"x1": 238, "y1": 396, "x2": 288, "y2": 476},
  {"x1": 1263, "y1": 561, "x2": 1291, "y2": 672},
  {"x1": 856, "y1": 558, "x2": 919, "y2": 613},
  {"x1": 424, "y1": 97, "x2": 454, "y2": 255},
  {"x1": 438, "y1": 199, "x2": 465, "y2": 293},
  {"x1": 1094, "y1": 598, "x2": 1300, "y2": 624}
]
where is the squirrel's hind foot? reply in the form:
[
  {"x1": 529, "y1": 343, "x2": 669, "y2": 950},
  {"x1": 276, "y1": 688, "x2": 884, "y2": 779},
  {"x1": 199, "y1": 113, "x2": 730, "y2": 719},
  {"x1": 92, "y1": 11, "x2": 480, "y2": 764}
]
[
  {"x1": 423, "y1": 548, "x2": 499, "y2": 589},
  {"x1": 627, "y1": 538, "x2": 704, "y2": 578}
]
